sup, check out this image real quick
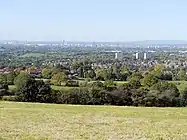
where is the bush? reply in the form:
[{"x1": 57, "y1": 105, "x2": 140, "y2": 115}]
[
  {"x1": 107, "y1": 88, "x2": 132, "y2": 106},
  {"x1": 181, "y1": 88, "x2": 187, "y2": 106},
  {"x1": 55, "y1": 88, "x2": 90, "y2": 104},
  {"x1": 132, "y1": 87, "x2": 149, "y2": 106},
  {"x1": 16, "y1": 79, "x2": 53, "y2": 103},
  {"x1": 0, "y1": 83, "x2": 9, "y2": 96}
]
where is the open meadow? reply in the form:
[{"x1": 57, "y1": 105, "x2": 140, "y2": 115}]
[{"x1": 1, "y1": 101, "x2": 187, "y2": 140}]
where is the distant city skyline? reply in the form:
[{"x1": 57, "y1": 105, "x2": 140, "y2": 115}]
[{"x1": 0, "y1": 0, "x2": 187, "y2": 41}]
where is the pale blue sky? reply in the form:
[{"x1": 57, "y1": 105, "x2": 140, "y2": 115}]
[{"x1": 0, "y1": 0, "x2": 187, "y2": 41}]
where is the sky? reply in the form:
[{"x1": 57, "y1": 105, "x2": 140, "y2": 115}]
[{"x1": 0, "y1": 0, "x2": 187, "y2": 42}]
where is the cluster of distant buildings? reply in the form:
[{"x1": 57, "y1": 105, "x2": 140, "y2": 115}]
[
  {"x1": 135, "y1": 52, "x2": 152, "y2": 60},
  {"x1": 112, "y1": 51, "x2": 152, "y2": 60}
]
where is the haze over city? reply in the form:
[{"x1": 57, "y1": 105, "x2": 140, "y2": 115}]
[{"x1": 1, "y1": 0, "x2": 187, "y2": 41}]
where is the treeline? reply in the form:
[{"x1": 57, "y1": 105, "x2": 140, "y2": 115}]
[{"x1": 1, "y1": 72, "x2": 187, "y2": 107}]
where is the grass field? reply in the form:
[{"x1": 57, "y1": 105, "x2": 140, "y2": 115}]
[
  {"x1": 8, "y1": 80, "x2": 187, "y2": 93},
  {"x1": 20, "y1": 53, "x2": 45, "y2": 58},
  {"x1": 51, "y1": 85, "x2": 79, "y2": 91},
  {"x1": 8, "y1": 85, "x2": 78, "y2": 91},
  {"x1": 1, "y1": 101, "x2": 187, "y2": 140}
]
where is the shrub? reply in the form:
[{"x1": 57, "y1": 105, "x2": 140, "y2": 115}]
[
  {"x1": 107, "y1": 88, "x2": 132, "y2": 106},
  {"x1": 132, "y1": 87, "x2": 149, "y2": 106},
  {"x1": 55, "y1": 88, "x2": 90, "y2": 104},
  {"x1": 16, "y1": 79, "x2": 53, "y2": 103},
  {"x1": 14, "y1": 72, "x2": 32, "y2": 89}
]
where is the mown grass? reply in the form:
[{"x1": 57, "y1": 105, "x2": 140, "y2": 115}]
[
  {"x1": 8, "y1": 80, "x2": 187, "y2": 93},
  {"x1": 50, "y1": 85, "x2": 79, "y2": 91},
  {"x1": 8, "y1": 85, "x2": 78, "y2": 91},
  {"x1": 8, "y1": 85, "x2": 16, "y2": 90},
  {"x1": 1, "y1": 101, "x2": 187, "y2": 140},
  {"x1": 20, "y1": 53, "x2": 45, "y2": 58}
]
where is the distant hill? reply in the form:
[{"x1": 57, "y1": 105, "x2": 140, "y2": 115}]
[
  {"x1": 0, "y1": 40, "x2": 187, "y2": 45},
  {"x1": 127, "y1": 40, "x2": 187, "y2": 45}
]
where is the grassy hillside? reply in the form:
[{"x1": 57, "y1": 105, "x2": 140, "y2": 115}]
[{"x1": 1, "y1": 101, "x2": 187, "y2": 140}]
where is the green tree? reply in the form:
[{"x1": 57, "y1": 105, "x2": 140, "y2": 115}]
[
  {"x1": 150, "y1": 82, "x2": 180, "y2": 106},
  {"x1": 152, "y1": 64, "x2": 164, "y2": 79},
  {"x1": 182, "y1": 88, "x2": 187, "y2": 106},
  {"x1": 14, "y1": 72, "x2": 32, "y2": 89},
  {"x1": 42, "y1": 68, "x2": 51, "y2": 79},
  {"x1": 103, "y1": 80, "x2": 116, "y2": 90},
  {"x1": 141, "y1": 74, "x2": 159, "y2": 87},
  {"x1": 96, "y1": 69, "x2": 107, "y2": 81},
  {"x1": 88, "y1": 69, "x2": 96, "y2": 79},
  {"x1": 119, "y1": 65, "x2": 131, "y2": 81},
  {"x1": 178, "y1": 69, "x2": 187, "y2": 81},
  {"x1": 71, "y1": 60, "x2": 80, "y2": 70},
  {"x1": 128, "y1": 76, "x2": 142, "y2": 89},
  {"x1": 0, "y1": 74, "x2": 7, "y2": 84},
  {"x1": 16, "y1": 79, "x2": 52, "y2": 103},
  {"x1": 50, "y1": 72, "x2": 68, "y2": 86},
  {"x1": 78, "y1": 66, "x2": 84, "y2": 78},
  {"x1": 6, "y1": 72, "x2": 17, "y2": 85},
  {"x1": 0, "y1": 83, "x2": 9, "y2": 97}
]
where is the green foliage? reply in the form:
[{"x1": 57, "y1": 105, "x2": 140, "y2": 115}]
[
  {"x1": 178, "y1": 68, "x2": 187, "y2": 81},
  {"x1": 78, "y1": 66, "x2": 84, "y2": 78},
  {"x1": 141, "y1": 74, "x2": 159, "y2": 87},
  {"x1": 107, "y1": 88, "x2": 132, "y2": 106},
  {"x1": 128, "y1": 76, "x2": 142, "y2": 89},
  {"x1": 50, "y1": 72, "x2": 68, "y2": 86},
  {"x1": 182, "y1": 88, "x2": 187, "y2": 106},
  {"x1": 6, "y1": 72, "x2": 17, "y2": 85},
  {"x1": 16, "y1": 79, "x2": 52, "y2": 103},
  {"x1": 150, "y1": 82, "x2": 180, "y2": 107},
  {"x1": 0, "y1": 83, "x2": 9, "y2": 97},
  {"x1": 151, "y1": 82, "x2": 179, "y2": 96},
  {"x1": 87, "y1": 69, "x2": 96, "y2": 79},
  {"x1": 132, "y1": 87, "x2": 149, "y2": 106},
  {"x1": 96, "y1": 69, "x2": 107, "y2": 81},
  {"x1": 90, "y1": 81, "x2": 104, "y2": 89},
  {"x1": 42, "y1": 68, "x2": 52, "y2": 79},
  {"x1": 0, "y1": 74, "x2": 7, "y2": 84},
  {"x1": 14, "y1": 72, "x2": 32, "y2": 89},
  {"x1": 103, "y1": 80, "x2": 116, "y2": 90},
  {"x1": 151, "y1": 64, "x2": 165, "y2": 79}
]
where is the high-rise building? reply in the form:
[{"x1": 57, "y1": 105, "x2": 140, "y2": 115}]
[
  {"x1": 135, "y1": 52, "x2": 144, "y2": 59},
  {"x1": 144, "y1": 53, "x2": 147, "y2": 60},
  {"x1": 115, "y1": 52, "x2": 123, "y2": 59}
]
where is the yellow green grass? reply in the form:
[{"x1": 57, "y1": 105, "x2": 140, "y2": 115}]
[
  {"x1": 20, "y1": 53, "x2": 45, "y2": 58},
  {"x1": 1, "y1": 101, "x2": 187, "y2": 140},
  {"x1": 8, "y1": 80, "x2": 187, "y2": 93},
  {"x1": 50, "y1": 85, "x2": 79, "y2": 91},
  {"x1": 8, "y1": 85, "x2": 78, "y2": 91}
]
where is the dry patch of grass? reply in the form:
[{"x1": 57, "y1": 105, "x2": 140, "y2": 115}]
[{"x1": 1, "y1": 102, "x2": 187, "y2": 140}]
